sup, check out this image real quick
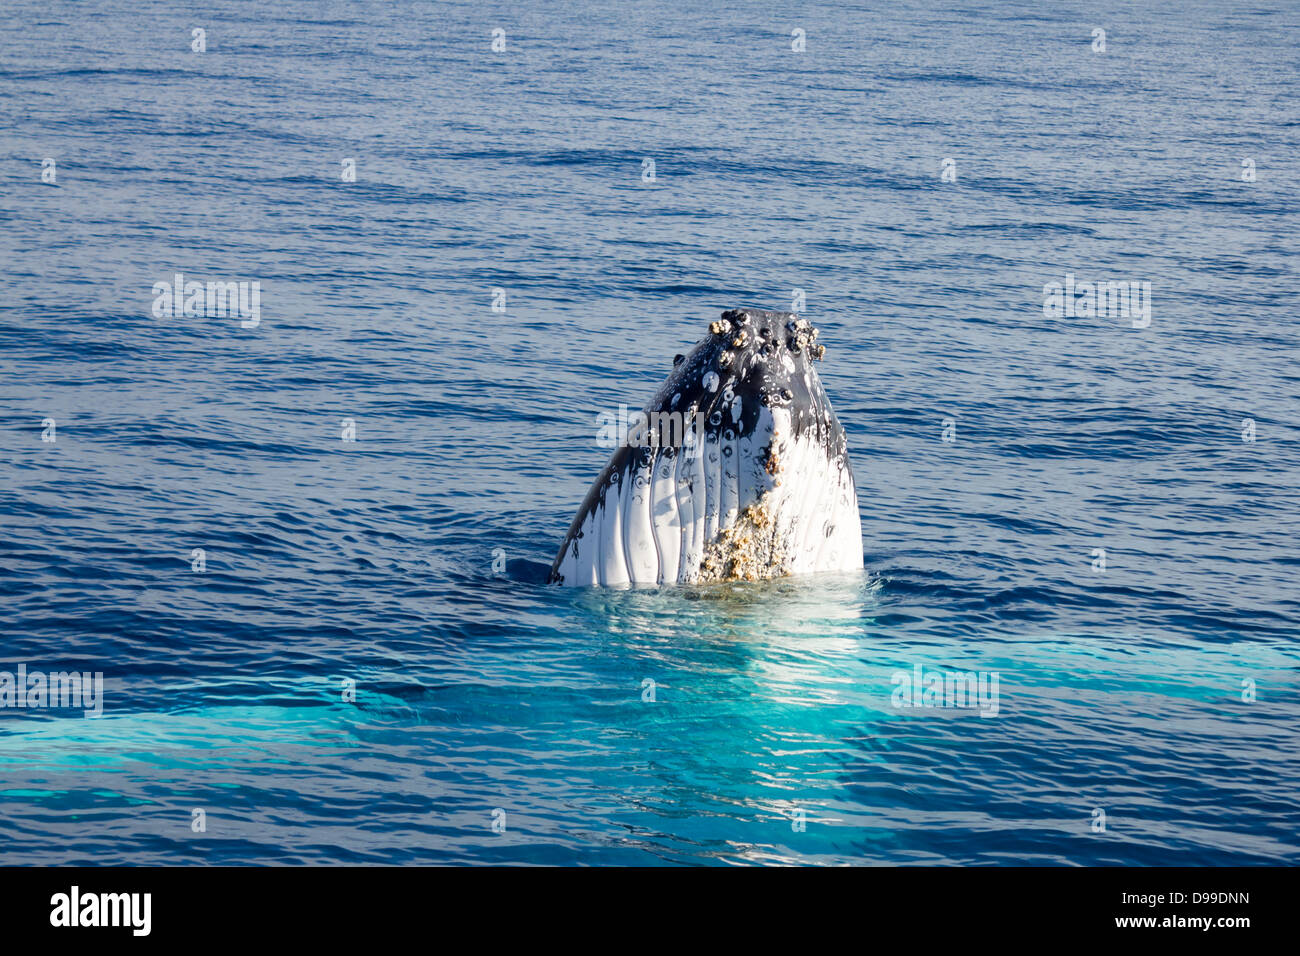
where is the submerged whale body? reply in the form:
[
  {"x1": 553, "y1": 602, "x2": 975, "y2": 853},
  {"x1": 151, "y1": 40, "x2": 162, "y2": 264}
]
[{"x1": 549, "y1": 308, "x2": 862, "y2": 586}]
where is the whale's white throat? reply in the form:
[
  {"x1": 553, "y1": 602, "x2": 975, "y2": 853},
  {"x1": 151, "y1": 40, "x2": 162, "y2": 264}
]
[{"x1": 550, "y1": 309, "x2": 862, "y2": 586}]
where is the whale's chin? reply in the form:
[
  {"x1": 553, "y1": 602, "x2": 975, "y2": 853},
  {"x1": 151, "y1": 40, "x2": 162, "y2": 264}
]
[{"x1": 550, "y1": 308, "x2": 863, "y2": 587}]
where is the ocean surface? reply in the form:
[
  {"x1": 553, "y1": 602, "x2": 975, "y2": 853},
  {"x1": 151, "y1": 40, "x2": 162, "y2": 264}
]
[{"x1": 1, "y1": 0, "x2": 1298, "y2": 865}]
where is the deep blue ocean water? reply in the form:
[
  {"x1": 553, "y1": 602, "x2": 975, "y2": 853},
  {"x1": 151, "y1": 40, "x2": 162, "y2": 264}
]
[{"x1": 1, "y1": 0, "x2": 1298, "y2": 865}]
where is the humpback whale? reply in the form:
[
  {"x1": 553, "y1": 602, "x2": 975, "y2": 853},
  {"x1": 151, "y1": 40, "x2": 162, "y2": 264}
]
[{"x1": 549, "y1": 308, "x2": 862, "y2": 586}]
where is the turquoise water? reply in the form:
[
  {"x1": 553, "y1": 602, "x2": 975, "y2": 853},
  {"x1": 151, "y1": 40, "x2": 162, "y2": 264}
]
[{"x1": 1, "y1": 0, "x2": 1298, "y2": 864}]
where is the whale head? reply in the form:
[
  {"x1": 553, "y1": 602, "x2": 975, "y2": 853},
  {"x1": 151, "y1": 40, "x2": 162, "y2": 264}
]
[{"x1": 550, "y1": 308, "x2": 862, "y2": 586}]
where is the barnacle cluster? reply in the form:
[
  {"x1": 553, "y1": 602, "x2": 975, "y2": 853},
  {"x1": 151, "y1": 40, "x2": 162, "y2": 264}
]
[{"x1": 695, "y1": 501, "x2": 789, "y2": 583}]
